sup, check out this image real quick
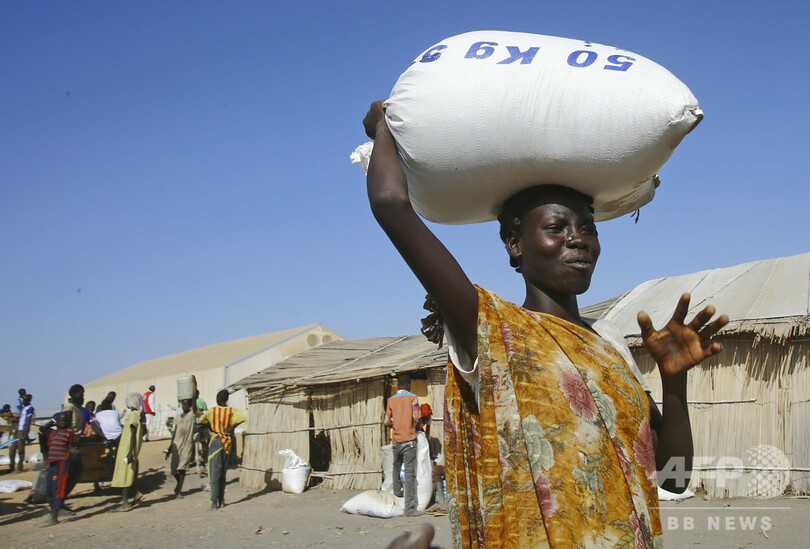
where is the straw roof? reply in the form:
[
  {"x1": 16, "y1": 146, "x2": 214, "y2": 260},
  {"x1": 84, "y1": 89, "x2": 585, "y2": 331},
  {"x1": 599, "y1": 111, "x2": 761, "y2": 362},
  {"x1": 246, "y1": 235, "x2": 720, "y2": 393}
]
[
  {"x1": 232, "y1": 335, "x2": 446, "y2": 394},
  {"x1": 586, "y1": 252, "x2": 810, "y2": 343},
  {"x1": 86, "y1": 324, "x2": 336, "y2": 387}
]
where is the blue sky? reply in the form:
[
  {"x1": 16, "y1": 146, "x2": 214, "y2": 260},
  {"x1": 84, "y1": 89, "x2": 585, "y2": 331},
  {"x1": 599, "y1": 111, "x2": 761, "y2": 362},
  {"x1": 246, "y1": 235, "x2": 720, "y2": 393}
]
[{"x1": 2, "y1": 1, "x2": 808, "y2": 410}]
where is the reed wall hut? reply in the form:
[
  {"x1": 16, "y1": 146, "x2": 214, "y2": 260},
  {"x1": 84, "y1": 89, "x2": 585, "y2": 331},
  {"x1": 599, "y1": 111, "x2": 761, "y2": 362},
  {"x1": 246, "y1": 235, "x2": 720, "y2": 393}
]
[
  {"x1": 231, "y1": 335, "x2": 447, "y2": 492},
  {"x1": 85, "y1": 324, "x2": 342, "y2": 437},
  {"x1": 583, "y1": 252, "x2": 810, "y2": 497}
]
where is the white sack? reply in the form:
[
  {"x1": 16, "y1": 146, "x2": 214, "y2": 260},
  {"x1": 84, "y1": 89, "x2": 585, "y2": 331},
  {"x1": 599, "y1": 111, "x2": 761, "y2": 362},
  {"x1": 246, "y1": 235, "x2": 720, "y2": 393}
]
[
  {"x1": 658, "y1": 486, "x2": 695, "y2": 501},
  {"x1": 278, "y1": 449, "x2": 311, "y2": 494},
  {"x1": 377, "y1": 432, "x2": 433, "y2": 511},
  {"x1": 354, "y1": 31, "x2": 701, "y2": 224},
  {"x1": 0, "y1": 479, "x2": 33, "y2": 493},
  {"x1": 0, "y1": 455, "x2": 9, "y2": 466},
  {"x1": 378, "y1": 444, "x2": 394, "y2": 491},
  {"x1": 415, "y1": 432, "x2": 432, "y2": 510},
  {"x1": 26, "y1": 452, "x2": 44, "y2": 463},
  {"x1": 341, "y1": 489, "x2": 404, "y2": 518}
]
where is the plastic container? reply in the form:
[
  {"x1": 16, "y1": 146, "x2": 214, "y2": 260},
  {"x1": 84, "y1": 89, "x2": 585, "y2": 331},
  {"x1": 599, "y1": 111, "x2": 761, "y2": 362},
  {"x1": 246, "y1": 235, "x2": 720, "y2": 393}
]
[{"x1": 177, "y1": 375, "x2": 197, "y2": 401}]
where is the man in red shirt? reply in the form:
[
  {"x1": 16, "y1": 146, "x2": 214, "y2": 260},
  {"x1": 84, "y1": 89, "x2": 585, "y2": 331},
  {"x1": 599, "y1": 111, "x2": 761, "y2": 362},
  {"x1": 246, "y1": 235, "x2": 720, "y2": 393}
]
[
  {"x1": 384, "y1": 374, "x2": 421, "y2": 516},
  {"x1": 143, "y1": 385, "x2": 156, "y2": 441}
]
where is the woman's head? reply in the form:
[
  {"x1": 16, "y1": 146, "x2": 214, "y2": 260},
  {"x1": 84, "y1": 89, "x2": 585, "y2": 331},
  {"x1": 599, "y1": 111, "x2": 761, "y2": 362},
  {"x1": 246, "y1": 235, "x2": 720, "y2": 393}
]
[{"x1": 499, "y1": 185, "x2": 600, "y2": 296}]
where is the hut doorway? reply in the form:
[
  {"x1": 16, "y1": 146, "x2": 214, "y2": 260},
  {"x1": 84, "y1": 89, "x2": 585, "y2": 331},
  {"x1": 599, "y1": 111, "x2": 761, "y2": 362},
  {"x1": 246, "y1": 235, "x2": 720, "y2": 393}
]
[{"x1": 308, "y1": 408, "x2": 330, "y2": 487}]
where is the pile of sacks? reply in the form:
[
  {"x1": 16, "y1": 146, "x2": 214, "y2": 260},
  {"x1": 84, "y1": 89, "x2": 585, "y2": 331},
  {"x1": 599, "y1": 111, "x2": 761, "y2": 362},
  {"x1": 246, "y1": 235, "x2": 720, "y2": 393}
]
[{"x1": 341, "y1": 432, "x2": 432, "y2": 518}]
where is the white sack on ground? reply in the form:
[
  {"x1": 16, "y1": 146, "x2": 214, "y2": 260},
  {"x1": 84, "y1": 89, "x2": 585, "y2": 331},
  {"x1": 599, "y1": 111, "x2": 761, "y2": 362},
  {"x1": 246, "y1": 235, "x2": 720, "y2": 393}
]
[
  {"x1": 341, "y1": 489, "x2": 404, "y2": 518},
  {"x1": 0, "y1": 479, "x2": 33, "y2": 493},
  {"x1": 278, "y1": 449, "x2": 311, "y2": 494},
  {"x1": 377, "y1": 432, "x2": 433, "y2": 511},
  {"x1": 353, "y1": 31, "x2": 702, "y2": 225},
  {"x1": 658, "y1": 486, "x2": 695, "y2": 501}
]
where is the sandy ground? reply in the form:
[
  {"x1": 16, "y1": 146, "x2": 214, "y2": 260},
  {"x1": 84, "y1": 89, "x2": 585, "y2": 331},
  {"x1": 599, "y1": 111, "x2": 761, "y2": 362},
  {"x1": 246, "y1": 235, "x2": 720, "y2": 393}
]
[{"x1": 1, "y1": 440, "x2": 809, "y2": 548}]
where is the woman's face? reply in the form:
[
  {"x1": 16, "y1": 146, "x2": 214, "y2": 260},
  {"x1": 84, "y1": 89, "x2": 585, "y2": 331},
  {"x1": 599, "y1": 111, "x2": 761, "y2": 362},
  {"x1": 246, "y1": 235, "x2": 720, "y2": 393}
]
[{"x1": 508, "y1": 188, "x2": 600, "y2": 297}]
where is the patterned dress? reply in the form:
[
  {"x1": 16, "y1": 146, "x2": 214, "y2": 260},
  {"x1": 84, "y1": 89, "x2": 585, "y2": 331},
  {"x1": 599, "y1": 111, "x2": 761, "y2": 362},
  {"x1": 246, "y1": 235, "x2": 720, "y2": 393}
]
[{"x1": 445, "y1": 286, "x2": 663, "y2": 548}]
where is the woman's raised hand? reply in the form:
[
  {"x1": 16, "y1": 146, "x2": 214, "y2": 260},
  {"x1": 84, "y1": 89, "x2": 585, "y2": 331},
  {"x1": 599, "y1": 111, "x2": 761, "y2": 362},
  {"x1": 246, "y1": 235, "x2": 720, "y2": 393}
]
[{"x1": 637, "y1": 293, "x2": 729, "y2": 380}]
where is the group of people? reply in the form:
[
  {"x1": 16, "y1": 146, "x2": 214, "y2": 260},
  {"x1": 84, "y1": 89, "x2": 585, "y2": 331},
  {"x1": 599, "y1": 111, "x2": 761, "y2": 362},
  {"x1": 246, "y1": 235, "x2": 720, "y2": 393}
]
[
  {"x1": 4, "y1": 382, "x2": 246, "y2": 526},
  {"x1": 36, "y1": 384, "x2": 145, "y2": 523},
  {"x1": 164, "y1": 389, "x2": 246, "y2": 509},
  {"x1": 2, "y1": 388, "x2": 36, "y2": 472}
]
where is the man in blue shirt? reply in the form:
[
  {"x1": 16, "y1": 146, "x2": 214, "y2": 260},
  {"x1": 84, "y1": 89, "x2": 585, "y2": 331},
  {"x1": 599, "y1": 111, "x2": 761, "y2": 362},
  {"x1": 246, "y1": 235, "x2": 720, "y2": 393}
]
[
  {"x1": 15, "y1": 388, "x2": 26, "y2": 414},
  {"x1": 9, "y1": 393, "x2": 34, "y2": 472}
]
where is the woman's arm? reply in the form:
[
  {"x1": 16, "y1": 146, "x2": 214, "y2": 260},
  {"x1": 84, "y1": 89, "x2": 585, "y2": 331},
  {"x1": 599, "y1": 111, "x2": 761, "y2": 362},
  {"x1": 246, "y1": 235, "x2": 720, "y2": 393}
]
[
  {"x1": 638, "y1": 293, "x2": 728, "y2": 493},
  {"x1": 364, "y1": 102, "x2": 478, "y2": 360},
  {"x1": 127, "y1": 423, "x2": 136, "y2": 462}
]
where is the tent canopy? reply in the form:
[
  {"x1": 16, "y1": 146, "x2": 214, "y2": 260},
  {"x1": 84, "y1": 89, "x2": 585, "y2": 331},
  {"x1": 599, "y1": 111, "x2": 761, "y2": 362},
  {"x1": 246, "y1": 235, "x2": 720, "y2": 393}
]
[
  {"x1": 582, "y1": 252, "x2": 810, "y2": 339},
  {"x1": 86, "y1": 324, "x2": 338, "y2": 387}
]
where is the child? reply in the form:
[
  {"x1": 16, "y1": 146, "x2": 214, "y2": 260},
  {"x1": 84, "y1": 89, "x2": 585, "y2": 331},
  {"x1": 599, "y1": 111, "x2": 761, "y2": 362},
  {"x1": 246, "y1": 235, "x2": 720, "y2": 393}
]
[
  {"x1": 44, "y1": 412, "x2": 76, "y2": 526},
  {"x1": 111, "y1": 393, "x2": 143, "y2": 511},
  {"x1": 166, "y1": 399, "x2": 195, "y2": 498}
]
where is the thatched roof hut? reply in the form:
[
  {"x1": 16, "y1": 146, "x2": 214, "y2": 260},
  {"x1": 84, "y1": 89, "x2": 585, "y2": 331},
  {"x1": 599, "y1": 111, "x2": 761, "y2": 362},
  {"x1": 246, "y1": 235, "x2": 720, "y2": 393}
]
[
  {"x1": 583, "y1": 252, "x2": 810, "y2": 496},
  {"x1": 236, "y1": 253, "x2": 808, "y2": 498},
  {"x1": 232, "y1": 335, "x2": 446, "y2": 491}
]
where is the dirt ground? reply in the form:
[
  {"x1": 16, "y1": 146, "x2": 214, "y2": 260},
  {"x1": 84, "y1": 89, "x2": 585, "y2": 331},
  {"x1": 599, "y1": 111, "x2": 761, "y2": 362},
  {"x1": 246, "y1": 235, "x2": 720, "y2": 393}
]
[{"x1": 1, "y1": 439, "x2": 809, "y2": 548}]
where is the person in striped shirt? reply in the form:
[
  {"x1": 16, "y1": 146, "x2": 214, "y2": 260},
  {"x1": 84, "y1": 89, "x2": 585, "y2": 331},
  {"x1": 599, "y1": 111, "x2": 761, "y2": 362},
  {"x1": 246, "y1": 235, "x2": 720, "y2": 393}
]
[
  {"x1": 44, "y1": 411, "x2": 76, "y2": 526},
  {"x1": 199, "y1": 389, "x2": 246, "y2": 510}
]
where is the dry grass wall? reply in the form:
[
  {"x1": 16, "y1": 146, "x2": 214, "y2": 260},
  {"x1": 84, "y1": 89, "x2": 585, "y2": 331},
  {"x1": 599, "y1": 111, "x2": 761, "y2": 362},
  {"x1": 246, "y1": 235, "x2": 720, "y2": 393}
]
[{"x1": 633, "y1": 335, "x2": 809, "y2": 497}]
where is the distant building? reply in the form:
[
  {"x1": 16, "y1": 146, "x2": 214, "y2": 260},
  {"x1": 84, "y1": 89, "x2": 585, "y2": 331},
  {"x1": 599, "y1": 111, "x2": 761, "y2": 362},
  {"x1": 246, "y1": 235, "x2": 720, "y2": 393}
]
[{"x1": 84, "y1": 324, "x2": 342, "y2": 437}]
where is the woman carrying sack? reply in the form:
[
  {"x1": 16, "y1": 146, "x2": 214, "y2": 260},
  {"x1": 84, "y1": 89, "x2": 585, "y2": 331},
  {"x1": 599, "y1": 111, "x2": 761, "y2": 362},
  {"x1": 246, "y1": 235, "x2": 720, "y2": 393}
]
[{"x1": 365, "y1": 101, "x2": 728, "y2": 548}]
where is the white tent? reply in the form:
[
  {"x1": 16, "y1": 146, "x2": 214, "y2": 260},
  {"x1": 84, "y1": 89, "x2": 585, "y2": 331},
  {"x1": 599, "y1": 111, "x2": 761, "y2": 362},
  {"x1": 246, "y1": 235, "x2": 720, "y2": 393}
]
[
  {"x1": 84, "y1": 324, "x2": 343, "y2": 437},
  {"x1": 592, "y1": 252, "x2": 810, "y2": 339}
]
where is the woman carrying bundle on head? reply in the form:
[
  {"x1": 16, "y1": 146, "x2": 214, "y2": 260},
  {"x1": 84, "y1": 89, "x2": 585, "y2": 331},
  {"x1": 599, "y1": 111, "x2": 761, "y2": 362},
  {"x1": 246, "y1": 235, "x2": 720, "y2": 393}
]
[{"x1": 364, "y1": 100, "x2": 728, "y2": 549}]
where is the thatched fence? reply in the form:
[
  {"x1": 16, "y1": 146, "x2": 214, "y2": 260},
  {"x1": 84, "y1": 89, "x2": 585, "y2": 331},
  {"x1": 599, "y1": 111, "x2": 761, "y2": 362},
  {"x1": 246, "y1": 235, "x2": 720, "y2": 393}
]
[{"x1": 633, "y1": 319, "x2": 810, "y2": 497}]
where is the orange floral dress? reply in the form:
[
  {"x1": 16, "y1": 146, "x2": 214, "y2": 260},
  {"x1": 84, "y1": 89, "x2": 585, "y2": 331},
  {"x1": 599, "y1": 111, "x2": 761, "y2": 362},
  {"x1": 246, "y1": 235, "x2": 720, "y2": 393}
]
[{"x1": 444, "y1": 287, "x2": 662, "y2": 548}]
